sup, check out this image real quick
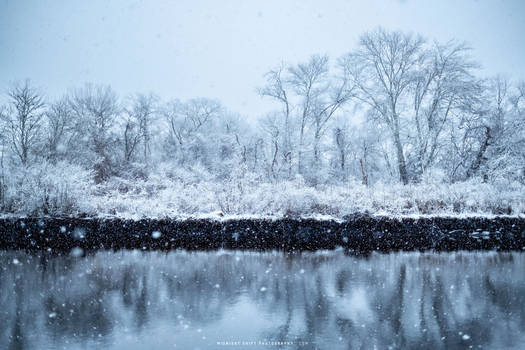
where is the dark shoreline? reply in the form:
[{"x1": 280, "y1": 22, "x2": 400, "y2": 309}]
[{"x1": 1, "y1": 216, "x2": 524, "y2": 252}]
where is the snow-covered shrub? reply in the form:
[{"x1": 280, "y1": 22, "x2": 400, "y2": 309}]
[
  {"x1": 1, "y1": 161, "x2": 93, "y2": 215},
  {"x1": 1, "y1": 161, "x2": 523, "y2": 218}
]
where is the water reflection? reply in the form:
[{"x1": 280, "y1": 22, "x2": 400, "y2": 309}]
[{"x1": 1, "y1": 250, "x2": 524, "y2": 349}]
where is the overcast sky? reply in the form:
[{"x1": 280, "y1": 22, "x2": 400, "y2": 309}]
[{"x1": 1, "y1": 0, "x2": 524, "y2": 118}]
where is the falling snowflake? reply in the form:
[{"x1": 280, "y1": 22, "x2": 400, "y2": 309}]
[{"x1": 70, "y1": 247, "x2": 84, "y2": 257}]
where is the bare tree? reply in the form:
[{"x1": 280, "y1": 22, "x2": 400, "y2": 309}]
[
  {"x1": 471, "y1": 78, "x2": 525, "y2": 181},
  {"x1": 259, "y1": 64, "x2": 293, "y2": 175},
  {"x1": 341, "y1": 28, "x2": 425, "y2": 184},
  {"x1": 68, "y1": 84, "x2": 120, "y2": 182},
  {"x1": 45, "y1": 97, "x2": 73, "y2": 163},
  {"x1": 164, "y1": 98, "x2": 222, "y2": 165},
  {"x1": 123, "y1": 93, "x2": 157, "y2": 164},
  {"x1": 442, "y1": 77, "x2": 508, "y2": 182},
  {"x1": 122, "y1": 115, "x2": 141, "y2": 163},
  {"x1": 260, "y1": 112, "x2": 282, "y2": 179},
  {"x1": 309, "y1": 70, "x2": 353, "y2": 168},
  {"x1": 1, "y1": 80, "x2": 45, "y2": 165},
  {"x1": 260, "y1": 55, "x2": 353, "y2": 181},
  {"x1": 288, "y1": 54, "x2": 330, "y2": 174},
  {"x1": 166, "y1": 99, "x2": 221, "y2": 143},
  {"x1": 411, "y1": 41, "x2": 480, "y2": 179}
]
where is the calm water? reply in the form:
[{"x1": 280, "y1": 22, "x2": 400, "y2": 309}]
[{"x1": 0, "y1": 250, "x2": 524, "y2": 350}]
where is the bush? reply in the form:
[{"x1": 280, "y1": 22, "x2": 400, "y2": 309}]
[
  {"x1": 0, "y1": 161, "x2": 93, "y2": 216},
  {"x1": 1, "y1": 161, "x2": 524, "y2": 218}
]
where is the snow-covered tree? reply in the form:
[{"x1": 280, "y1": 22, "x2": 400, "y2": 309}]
[
  {"x1": 68, "y1": 84, "x2": 120, "y2": 183},
  {"x1": 1, "y1": 80, "x2": 45, "y2": 165}
]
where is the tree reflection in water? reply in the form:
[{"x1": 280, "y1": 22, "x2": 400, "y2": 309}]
[{"x1": 0, "y1": 250, "x2": 523, "y2": 349}]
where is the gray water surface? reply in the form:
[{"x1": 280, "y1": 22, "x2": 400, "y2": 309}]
[{"x1": 1, "y1": 250, "x2": 524, "y2": 349}]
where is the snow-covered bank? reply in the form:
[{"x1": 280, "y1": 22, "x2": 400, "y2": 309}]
[{"x1": 1, "y1": 163, "x2": 524, "y2": 219}]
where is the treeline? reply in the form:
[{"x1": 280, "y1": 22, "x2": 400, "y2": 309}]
[{"x1": 1, "y1": 28, "x2": 524, "y2": 194}]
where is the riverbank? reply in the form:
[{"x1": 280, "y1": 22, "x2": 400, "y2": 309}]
[
  {"x1": 2, "y1": 164, "x2": 524, "y2": 219},
  {"x1": 1, "y1": 216, "x2": 524, "y2": 252}
]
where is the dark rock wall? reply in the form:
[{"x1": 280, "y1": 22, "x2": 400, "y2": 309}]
[{"x1": 0, "y1": 217, "x2": 524, "y2": 252}]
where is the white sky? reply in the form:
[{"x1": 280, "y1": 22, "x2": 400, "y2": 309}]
[{"x1": 1, "y1": 0, "x2": 524, "y2": 120}]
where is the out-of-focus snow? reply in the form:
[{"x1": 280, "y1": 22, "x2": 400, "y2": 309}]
[{"x1": 70, "y1": 247, "x2": 84, "y2": 257}]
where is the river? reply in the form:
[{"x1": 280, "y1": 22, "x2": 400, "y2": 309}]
[{"x1": 1, "y1": 250, "x2": 524, "y2": 349}]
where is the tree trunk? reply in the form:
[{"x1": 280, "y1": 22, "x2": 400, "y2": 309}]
[
  {"x1": 466, "y1": 126, "x2": 491, "y2": 179},
  {"x1": 313, "y1": 129, "x2": 321, "y2": 167},
  {"x1": 393, "y1": 130, "x2": 409, "y2": 185},
  {"x1": 271, "y1": 140, "x2": 278, "y2": 178},
  {"x1": 360, "y1": 158, "x2": 368, "y2": 186},
  {"x1": 298, "y1": 126, "x2": 305, "y2": 174}
]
